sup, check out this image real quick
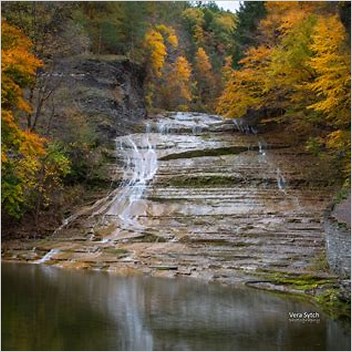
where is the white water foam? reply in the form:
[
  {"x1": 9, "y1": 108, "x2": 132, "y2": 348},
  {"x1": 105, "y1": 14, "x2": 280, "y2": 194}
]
[{"x1": 35, "y1": 249, "x2": 60, "y2": 264}]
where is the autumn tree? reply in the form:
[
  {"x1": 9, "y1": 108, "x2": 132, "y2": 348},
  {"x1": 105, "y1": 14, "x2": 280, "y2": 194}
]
[
  {"x1": 306, "y1": 15, "x2": 351, "y2": 176},
  {"x1": 307, "y1": 15, "x2": 350, "y2": 128},
  {"x1": 159, "y1": 56, "x2": 193, "y2": 110},
  {"x1": 182, "y1": 7, "x2": 206, "y2": 46},
  {"x1": 143, "y1": 24, "x2": 178, "y2": 108},
  {"x1": 218, "y1": 2, "x2": 317, "y2": 118},
  {"x1": 1, "y1": 21, "x2": 70, "y2": 220},
  {"x1": 217, "y1": 45, "x2": 272, "y2": 118},
  {"x1": 218, "y1": 1, "x2": 350, "y2": 179},
  {"x1": 2, "y1": 2, "x2": 90, "y2": 134},
  {"x1": 194, "y1": 47, "x2": 216, "y2": 109},
  {"x1": 2, "y1": 21, "x2": 44, "y2": 217}
]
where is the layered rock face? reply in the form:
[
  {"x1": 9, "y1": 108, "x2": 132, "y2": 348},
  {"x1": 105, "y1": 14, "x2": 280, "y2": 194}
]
[
  {"x1": 324, "y1": 193, "x2": 351, "y2": 279},
  {"x1": 3, "y1": 112, "x2": 339, "y2": 286},
  {"x1": 47, "y1": 56, "x2": 146, "y2": 138}
]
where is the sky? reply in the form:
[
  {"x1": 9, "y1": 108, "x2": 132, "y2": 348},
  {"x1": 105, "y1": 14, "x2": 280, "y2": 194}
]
[{"x1": 215, "y1": 1, "x2": 242, "y2": 13}]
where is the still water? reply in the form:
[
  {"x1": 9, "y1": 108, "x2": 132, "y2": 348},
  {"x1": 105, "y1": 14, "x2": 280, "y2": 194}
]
[{"x1": 2, "y1": 263, "x2": 350, "y2": 351}]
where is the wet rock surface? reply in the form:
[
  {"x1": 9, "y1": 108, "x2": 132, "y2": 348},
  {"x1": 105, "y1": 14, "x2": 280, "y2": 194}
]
[{"x1": 2, "y1": 112, "x2": 340, "y2": 289}]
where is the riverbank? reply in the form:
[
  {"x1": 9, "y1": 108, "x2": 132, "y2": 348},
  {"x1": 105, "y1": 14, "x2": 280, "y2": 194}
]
[{"x1": 2, "y1": 112, "x2": 350, "y2": 318}]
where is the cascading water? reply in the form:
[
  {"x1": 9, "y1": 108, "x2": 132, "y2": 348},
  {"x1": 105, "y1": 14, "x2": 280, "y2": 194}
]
[
  {"x1": 35, "y1": 249, "x2": 60, "y2": 264},
  {"x1": 192, "y1": 125, "x2": 203, "y2": 135},
  {"x1": 233, "y1": 119, "x2": 257, "y2": 135},
  {"x1": 257, "y1": 139, "x2": 287, "y2": 192},
  {"x1": 97, "y1": 114, "x2": 208, "y2": 240},
  {"x1": 256, "y1": 139, "x2": 291, "y2": 198},
  {"x1": 258, "y1": 141, "x2": 266, "y2": 156},
  {"x1": 157, "y1": 122, "x2": 170, "y2": 134},
  {"x1": 14, "y1": 111, "x2": 332, "y2": 302},
  {"x1": 96, "y1": 126, "x2": 158, "y2": 241},
  {"x1": 276, "y1": 168, "x2": 286, "y2": 192}
]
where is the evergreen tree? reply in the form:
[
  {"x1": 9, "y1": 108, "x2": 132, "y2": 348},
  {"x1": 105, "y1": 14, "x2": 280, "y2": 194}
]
[{"x1": 232, "y1": 1, "x2": 266, "y2": 67}]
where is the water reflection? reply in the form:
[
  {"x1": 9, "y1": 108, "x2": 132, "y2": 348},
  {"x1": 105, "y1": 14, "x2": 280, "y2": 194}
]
[{"x1": 2, "y1": 263, "x2": 350, "y2": 351}]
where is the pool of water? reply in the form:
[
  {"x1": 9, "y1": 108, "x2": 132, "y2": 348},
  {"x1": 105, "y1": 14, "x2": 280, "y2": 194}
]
[{"x1": 2, "y1": 263, "x2": 350, "y2": 351}]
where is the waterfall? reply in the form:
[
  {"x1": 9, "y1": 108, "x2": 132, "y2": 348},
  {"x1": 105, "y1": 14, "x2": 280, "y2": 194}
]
[
  {"x1": 145, "y1": 123, "x2": 152, "y2": 134},
  {"x1": 157, "y1": 122, "x2": 170, "y2": 134},
  {"x1": 258, "y1": 139, "x2": 269, "y2": 156},
  {"x1": 35, "y1": 249, "x2": 60, "y2": 264},
  {"x1": 233, "y1": 119, "x2": 257, "y2": 135},
  {"x1": 256, "y1": 139, "x2": 289, "y2": 194},
  {"x1": 52, "y1": 113, "x2": 222, "y2": 240},
  {"x1": 192, "y1": 125, "x2": 203, "y2": 135},
  {"x1": 258, "y1": 141, "x2": 266, "y2": 156},
  {"x1": 93, "y1": 124, "x2": 159, "y2": 241},
  {"x1": 276, "y1": 168, "x2": 286, "y2": 192},
  {"x1": 109, "y1": 136, "x2": 157, "y2": 214}
]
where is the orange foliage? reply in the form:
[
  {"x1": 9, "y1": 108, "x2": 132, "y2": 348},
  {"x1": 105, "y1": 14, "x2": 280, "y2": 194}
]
[
  {"x1": 144, "y1": 29, "x2": 167, "y2": 78},
  {"x1": 1, "y1": 21, "x2": 47, "y2": 217},
  {"x1": 195, "y1": 47, "x2": 212, "y2": 76},
  {"x1": 217, "y1": 46, "x2": 272, "y2": 118},
  {"x1": 161, "y1": 56, "x2": 193, "y2": 110},
  {"x1": 307, "y1": 15, "x2": 351, "y2": 127}
]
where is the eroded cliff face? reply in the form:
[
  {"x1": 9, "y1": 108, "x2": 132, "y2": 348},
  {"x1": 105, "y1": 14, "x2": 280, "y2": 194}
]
[
  {"x1": 324, "y1": 193, "x2": 351, "y2": 279},
  {"x1": 2, "y1": 56, "x2": 147, "y2": 239},
  {"x1": 49, "y1": 56, "x2": 146, "y2": 139}
]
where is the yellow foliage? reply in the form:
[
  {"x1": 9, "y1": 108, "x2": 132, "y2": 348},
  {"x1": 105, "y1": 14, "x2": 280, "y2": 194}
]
[
  {"x1": 194, "y1": 25, "x2": 205, "y2": 46},
  {"x1": 156, "y1": 24, "x2": 178, "y2": 48},
  {"x1": 261, "y1": 1, "x2": 317, "y2": 42},
  {"x1": 195, "y1": 47, "x2": 212, "y2": 75},
  {"x1": 217, "y1": 46, "x2": 272, "y2": 118},
  {"x1": 1, "y1": 21, "x2": 42, "y2": 111},
  {"x1": 182, "y1": 7, "x2": 204, "y2": 27},
  {"x1": 144, "y1": 29, "x2": 167, "y2": 77},
  {"x1": 217, "y1": 69, "x2": 263, "y2": 118},
  {"x1": 218, "y1": 2, "x2": 350, "y2": 178},
  {"x1": 173, "y1": 56, "x2": 192, "y2": 102},
  {"x1": 144, "y1": 24, "x2": 179, "y2": 81},
  {"x1": 214, "y1": 13, "x2": 236, "y2": 33},
  {"x1": 174, "y1": 56, "x2": 192, "y2": 80},
  {"x1": 160, "y1": 56, "x2": 193, "y2": 109},
  {"x1": 19, "y1": 130, "x2": 47, "y2": 157},
  {"x1": 222, "y1": 56, "x2": 233, "y2": 81},
  {"x1": 307, "y1": 15, "x2": 351, "y2": 127},
  {"x1": 194, "y1": 47, "x2": 218, "y2": 108},
  {"x1": 1, "y1": 21, "x2": 51, "y2": 217},
  {"x1": 181, "y1": 8, "x2": 205, "y2": 45}
]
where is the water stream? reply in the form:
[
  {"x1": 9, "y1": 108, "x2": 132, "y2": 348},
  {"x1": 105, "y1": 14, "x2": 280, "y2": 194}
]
[{"x1": 104, "y1": 133, "x2": 158, "y2": 226}]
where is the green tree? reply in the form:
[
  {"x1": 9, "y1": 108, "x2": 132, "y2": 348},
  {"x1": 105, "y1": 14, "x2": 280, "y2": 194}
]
[{"x1": 232, "y1": 1, "x2": 266, "y2": 67}]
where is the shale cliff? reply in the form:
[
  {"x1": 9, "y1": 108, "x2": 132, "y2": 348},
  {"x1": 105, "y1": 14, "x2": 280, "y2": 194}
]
[{"x1": 51, "y1": 56, "x2": 146, "y2": 139}]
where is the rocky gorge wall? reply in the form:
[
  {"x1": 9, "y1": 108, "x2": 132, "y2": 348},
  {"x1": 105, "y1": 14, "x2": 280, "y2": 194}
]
[
  {"x1": 324, "y1": 192, "x2": 351, "y2": 279},
  {"x1": 50, "y1": 56, "x2": 146, "y2": 139}
]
